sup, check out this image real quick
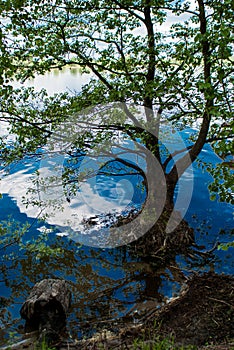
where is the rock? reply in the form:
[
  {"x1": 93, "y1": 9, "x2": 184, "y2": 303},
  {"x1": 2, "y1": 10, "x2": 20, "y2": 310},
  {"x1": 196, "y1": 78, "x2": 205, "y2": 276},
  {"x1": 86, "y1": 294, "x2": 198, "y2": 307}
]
[{"x1": 20, "y1": 279, "x2": 71, "y2": 344}]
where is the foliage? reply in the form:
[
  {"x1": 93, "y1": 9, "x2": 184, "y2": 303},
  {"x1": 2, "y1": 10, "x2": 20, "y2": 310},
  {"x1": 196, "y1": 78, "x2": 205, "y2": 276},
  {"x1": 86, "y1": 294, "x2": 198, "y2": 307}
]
[
  {"x1": 0, "y1": 0, "x2": 233, "y2": 203},
  {"x1": 0, "y1": 0, "x2": 233, "y2": 325},
  {"x1": 96, "y1": 337, "x2": 197, "y2": 349},
  {"x1": 208, "y1": 162, "x2": 234, "y2": 205},
  {"x1": 132, "y1": 336, "x2": 197, "y2": 349},
  {"x1": 36, "y1": 337, "x2": 56, "y2": 350},
  {"x1": 218, "y1": 241, "x2": 234, "y2": 251}
]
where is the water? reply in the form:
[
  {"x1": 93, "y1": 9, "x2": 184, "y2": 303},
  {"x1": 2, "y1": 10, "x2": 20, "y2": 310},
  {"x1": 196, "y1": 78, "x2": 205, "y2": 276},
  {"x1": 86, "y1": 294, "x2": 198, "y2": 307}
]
[
  {"x1": 0, "y1": 68, "x2": 233, "y2": 346},
  {"x1": 13, "y1": 65, "x2": 91, "y2": 95}
]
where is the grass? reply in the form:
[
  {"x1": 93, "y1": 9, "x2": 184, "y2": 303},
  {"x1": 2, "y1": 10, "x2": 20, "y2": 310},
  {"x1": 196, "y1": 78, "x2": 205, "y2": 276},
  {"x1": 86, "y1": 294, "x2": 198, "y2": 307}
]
[
  {"x1": 131, "y1": 336, "x2": 197, "y2": 350},
  {"x1": 28, "y1": 335, "x2": 197, "y2": 350}
]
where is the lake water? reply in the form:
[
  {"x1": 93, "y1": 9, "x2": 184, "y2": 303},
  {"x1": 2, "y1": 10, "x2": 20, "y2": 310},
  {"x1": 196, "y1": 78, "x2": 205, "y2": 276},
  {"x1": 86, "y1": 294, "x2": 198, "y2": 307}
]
[{"x1": 0, "y1": 67, "x2": 233, "y2": 346}]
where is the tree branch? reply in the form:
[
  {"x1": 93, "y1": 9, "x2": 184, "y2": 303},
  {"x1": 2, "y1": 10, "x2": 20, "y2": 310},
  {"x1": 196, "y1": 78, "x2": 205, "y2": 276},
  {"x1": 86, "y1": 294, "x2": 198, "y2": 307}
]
[
  {"x1": 167, "y1": 0, "x2": 214, "y2": 185},
  {"x1": 111, "y1": 0, "x2": 145, "y2": 23}
]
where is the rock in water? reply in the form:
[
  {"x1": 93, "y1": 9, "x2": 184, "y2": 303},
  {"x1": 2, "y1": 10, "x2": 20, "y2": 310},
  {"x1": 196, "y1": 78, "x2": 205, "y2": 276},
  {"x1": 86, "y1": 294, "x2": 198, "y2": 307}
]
[{"x1": 20, "y1": 279, "x2": 71, "y2": 344}]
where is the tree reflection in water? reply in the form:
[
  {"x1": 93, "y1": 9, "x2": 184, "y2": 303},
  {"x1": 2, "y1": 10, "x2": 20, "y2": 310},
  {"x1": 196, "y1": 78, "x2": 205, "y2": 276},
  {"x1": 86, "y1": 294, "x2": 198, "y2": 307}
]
[{"x1": 0, "y1": 214, "x2": 192, "y2": 345}]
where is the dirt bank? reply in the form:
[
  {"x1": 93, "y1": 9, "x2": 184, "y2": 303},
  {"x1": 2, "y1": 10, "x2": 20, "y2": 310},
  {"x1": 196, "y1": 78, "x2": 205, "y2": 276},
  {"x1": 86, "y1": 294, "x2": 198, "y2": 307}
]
[
  {"x1": 144, "y1": 271, "x2": 234, "y2": 347},
  {"x1": 77, "y1": 271, "x2": 234, "y2": 349}
]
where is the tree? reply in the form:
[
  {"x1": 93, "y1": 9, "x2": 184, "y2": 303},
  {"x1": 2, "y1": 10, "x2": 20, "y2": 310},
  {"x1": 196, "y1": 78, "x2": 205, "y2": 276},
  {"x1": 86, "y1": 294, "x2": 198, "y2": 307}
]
[{"x1": 0, "y1": 0, "x2": 233, "y2": 249}]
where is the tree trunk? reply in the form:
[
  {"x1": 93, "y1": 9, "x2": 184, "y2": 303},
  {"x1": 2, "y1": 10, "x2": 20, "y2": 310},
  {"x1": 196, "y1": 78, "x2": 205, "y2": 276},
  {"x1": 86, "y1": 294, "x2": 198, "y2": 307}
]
[
  {"x1": 133, "y1": 152, "x2": 194, "y2": 257},
  {"x1": 20, "y1": 279, "x2": 71, "y2": 344}
]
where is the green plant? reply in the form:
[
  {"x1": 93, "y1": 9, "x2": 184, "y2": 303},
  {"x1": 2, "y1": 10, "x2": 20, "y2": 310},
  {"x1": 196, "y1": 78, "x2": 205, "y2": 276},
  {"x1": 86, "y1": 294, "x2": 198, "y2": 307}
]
[
  {"x1": 132, "y1": 335, "x2": 197, "y2": 349},
  {"x1": 35, "y1": 338, "x2": 56, "y2": 350}
]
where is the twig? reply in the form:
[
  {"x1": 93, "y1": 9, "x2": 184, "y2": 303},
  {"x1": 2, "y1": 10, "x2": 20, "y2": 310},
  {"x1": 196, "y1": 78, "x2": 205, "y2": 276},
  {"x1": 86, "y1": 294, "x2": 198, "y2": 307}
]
[{"x1": 208, "y1": 297, "x2": 234, "y2": 309}]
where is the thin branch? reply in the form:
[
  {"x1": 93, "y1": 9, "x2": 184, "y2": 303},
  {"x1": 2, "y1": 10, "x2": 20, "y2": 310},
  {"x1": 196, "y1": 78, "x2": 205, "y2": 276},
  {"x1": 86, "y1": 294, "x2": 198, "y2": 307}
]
[
  {"x1": 58, "y1": 24, "x2": 114, "y2": 91},
  {"x1": 168, "y1": 0, "x2": 214, "y2": 179},
  {"x1": 0, "y1": 112, "x2": 52, "y2": 134},
  {"x1": 160, "y1": 6, "x2": 199, "y2": 17},
  {"x1": 111, "y1": 0, "x2": 145, "y2": 23},
  {"x1": 208, "y1": 297, "x2": 234, "y2": 309}
]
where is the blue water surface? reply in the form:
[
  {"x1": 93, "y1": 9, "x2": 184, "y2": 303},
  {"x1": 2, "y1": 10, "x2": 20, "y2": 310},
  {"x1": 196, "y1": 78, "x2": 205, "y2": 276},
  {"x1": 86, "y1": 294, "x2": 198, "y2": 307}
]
[{"x1": 0, "y1": 128, "x2": 233, "y2": 345}]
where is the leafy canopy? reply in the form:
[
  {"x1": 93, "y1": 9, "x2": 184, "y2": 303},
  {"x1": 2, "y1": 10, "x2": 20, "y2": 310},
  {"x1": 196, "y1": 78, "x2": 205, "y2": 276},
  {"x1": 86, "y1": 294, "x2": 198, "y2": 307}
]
[{"x1": 0, "y1": 0, "x2": 233, "y2": 203}]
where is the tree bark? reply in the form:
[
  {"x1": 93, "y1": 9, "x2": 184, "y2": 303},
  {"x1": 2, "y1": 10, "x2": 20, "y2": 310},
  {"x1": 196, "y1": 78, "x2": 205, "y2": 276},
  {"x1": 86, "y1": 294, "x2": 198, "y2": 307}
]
[{"x1": 20, "y1": 279, "x2": 71, "y2": 343}]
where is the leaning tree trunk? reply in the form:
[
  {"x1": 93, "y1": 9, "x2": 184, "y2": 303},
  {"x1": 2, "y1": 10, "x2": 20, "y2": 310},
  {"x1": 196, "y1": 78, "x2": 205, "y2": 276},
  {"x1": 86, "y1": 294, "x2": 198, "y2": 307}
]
[{"x1": 130, "y1": 155, "x2": 194, "y2": 259}]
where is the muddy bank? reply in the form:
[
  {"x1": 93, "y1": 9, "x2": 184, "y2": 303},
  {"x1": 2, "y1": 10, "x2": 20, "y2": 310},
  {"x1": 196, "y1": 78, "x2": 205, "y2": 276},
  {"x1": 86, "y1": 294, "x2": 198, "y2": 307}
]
[
  {"x1": 74, "y1": 272, "x2": 234, "y2": 349},
  {"x1": 145, "y1": 271, "x2": 234, "y2": 346}
]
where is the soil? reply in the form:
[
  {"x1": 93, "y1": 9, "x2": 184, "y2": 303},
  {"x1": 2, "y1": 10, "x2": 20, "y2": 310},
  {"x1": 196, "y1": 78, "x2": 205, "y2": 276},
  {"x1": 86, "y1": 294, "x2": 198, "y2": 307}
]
[
  {"x1": 144, "y1": 271, "x2": 234, "y2": 347},
  {"x1": 75, "y1": 271, "x2": 234, "y2": 349}
]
